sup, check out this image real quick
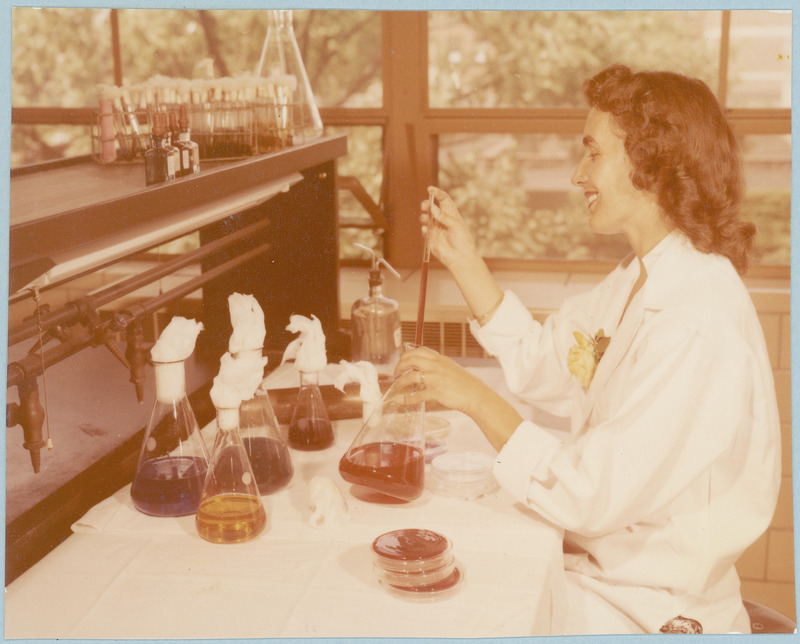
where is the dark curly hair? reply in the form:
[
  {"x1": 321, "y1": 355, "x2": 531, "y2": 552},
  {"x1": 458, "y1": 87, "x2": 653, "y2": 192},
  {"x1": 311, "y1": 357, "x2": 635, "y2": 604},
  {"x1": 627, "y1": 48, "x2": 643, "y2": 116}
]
[{"x1": 584, "y1": 64, "x2": 754, "y2": 274}]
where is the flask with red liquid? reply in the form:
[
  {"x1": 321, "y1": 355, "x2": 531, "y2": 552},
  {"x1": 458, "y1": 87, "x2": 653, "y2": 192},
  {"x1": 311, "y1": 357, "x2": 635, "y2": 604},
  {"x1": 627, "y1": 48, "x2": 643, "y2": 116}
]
[
  {"x1": 288, "y1": 371, "x2": 334, "y2": 450},
  {"x1": 339, "y1": 378, "x2": 426, "y2": 502}
]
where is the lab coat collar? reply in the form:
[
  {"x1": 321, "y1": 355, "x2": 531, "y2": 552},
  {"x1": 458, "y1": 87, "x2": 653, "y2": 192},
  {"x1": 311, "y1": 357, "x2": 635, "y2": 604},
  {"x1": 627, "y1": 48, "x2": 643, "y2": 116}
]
[
  {"x1": 639, "y1": 229, "x2": 698, "y2": 313},
  {"x1": 574, "y1": 230, "x2": 693, "y2": 431}
]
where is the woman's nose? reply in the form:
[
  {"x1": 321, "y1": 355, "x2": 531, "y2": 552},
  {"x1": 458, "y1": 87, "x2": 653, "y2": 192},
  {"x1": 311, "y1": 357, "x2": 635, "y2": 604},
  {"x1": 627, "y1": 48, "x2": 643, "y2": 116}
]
[{"x1": 571, "y1": 158, "x2": 587, "y2": 187}]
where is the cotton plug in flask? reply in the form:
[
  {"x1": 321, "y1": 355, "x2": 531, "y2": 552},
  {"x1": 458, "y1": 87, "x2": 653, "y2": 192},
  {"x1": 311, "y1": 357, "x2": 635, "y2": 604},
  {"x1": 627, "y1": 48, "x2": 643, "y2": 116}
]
[
  {"x1": 255, "y1": 9, "x2": 323, "y2": 144},
  {"x1": 196, "y1": 405, "x2": 267, "y2": 544},
  {"x1": 351, "y1": 243, "x2": 402, "y2": 376},
  {"x1": 282, "y1": 314, "x2": 334, "y2": 451},
  {"x1": 339, "y1": 378, "x2": 426, "y2": 503},
  {"x1": 236, "y1": 349, "x2": 294, "y2": 495},
  {"x1": 131, "y1": 359, "x2": 210, "y2": 516}
]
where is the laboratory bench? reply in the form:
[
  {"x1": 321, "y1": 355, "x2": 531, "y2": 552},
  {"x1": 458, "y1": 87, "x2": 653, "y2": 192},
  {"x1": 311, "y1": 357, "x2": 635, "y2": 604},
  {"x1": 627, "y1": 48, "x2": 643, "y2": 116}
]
[
  {"x1": 4, "y1": 362, "x2": 568, "y2": 639},
  {"x1": 6, "y1": 135, "x2": 348, "y2": 584}
]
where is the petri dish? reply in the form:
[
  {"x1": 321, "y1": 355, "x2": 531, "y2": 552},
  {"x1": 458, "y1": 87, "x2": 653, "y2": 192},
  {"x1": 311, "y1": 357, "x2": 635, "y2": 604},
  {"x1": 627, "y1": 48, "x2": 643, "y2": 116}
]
[
  {"x1": 378, "y1": 566, "x2": 464, "y2": 603},
  {"x1": 430, "y1": 451, "x2": 497, "y2": 499},
  {"x1": 372, "y1": 528, "x2": 453, "y2": 574},
  {"x1": 424, "y1": 416, "x2": 451, "y2": 438},
  {"x1": 424, "y1": 436, "x2": 448, "y2": 463},
  {"x1": 374, "y1": 555, "x2": 455, "y2": 587},
  {"x1": 432, "y1": 451, "x2": 493, "y2": 476}
]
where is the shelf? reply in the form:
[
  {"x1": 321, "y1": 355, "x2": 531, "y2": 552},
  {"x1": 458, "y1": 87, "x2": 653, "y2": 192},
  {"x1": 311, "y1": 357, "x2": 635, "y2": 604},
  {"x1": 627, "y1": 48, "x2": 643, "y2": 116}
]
[{"x1": 9, "y1": 135, "x2": 348, "y2": 295}]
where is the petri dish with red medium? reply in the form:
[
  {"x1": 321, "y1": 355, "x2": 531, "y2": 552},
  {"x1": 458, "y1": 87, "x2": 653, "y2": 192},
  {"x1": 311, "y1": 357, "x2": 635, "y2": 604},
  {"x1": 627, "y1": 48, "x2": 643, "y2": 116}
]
[{"x1": 371, "y1": 528, "x2": 464, "y2": 601}]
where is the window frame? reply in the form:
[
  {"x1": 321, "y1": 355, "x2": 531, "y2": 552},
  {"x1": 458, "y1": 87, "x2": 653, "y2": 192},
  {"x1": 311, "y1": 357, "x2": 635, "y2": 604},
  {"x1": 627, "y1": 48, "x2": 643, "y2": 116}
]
[{"x1": 10, "y1": 9, "x2": 790, "y2": 280}]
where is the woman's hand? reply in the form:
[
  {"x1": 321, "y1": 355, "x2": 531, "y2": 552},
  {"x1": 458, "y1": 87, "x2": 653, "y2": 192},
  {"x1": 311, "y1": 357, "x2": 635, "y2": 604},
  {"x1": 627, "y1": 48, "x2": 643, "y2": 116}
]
[
  {"x1": 422, "y1": 187, "x2": 481, "y2": 272},
  {"x1": 421, "y1": 186, "x2": 505, "y2": 327},
  {"x1": 394, "y1": 346, "x2": 524, "y2": 451},
  {"x1": 394, "y1": 346, "x2": 483, "y2": 413}
]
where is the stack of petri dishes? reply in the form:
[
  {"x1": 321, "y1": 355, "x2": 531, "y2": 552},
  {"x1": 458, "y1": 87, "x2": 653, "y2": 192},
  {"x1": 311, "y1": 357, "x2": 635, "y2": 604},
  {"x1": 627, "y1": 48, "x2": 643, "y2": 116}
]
[
  {"x1": 429, "y1": 451, "x2": 497, "y2": 500},
  {"x1": 372, "y1": 528, "x2": 463, "y2": 602}
]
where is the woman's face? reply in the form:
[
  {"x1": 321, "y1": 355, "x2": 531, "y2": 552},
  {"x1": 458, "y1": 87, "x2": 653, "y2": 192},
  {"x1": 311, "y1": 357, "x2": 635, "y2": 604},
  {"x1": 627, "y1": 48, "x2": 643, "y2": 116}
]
[{"x1": 571, "y1": 108, "x2": 661, "y2": 241}]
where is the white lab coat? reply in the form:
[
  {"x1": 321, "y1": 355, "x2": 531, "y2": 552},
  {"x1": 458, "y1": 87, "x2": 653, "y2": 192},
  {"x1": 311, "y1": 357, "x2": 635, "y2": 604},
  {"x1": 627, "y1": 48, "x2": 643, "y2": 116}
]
[{"x1": 471, "y1": 230, "x2": 781, "y2": 635}]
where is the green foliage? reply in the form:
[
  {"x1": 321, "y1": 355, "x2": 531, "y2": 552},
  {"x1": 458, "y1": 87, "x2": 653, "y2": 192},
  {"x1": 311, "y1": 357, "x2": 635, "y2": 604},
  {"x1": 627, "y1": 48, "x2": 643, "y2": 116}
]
[
  {"x1": 441, "y1": 143, "x2": 629, "y2": 262},
  {"x1": 741, "y1": 190, "x2": 792, "y2": 265},
  {"x1": 10, "y1": 9, "x2": 789, "y2": 267},
  {"x1": 430, "y1": 11, "x2": 718, "y2": 107}
]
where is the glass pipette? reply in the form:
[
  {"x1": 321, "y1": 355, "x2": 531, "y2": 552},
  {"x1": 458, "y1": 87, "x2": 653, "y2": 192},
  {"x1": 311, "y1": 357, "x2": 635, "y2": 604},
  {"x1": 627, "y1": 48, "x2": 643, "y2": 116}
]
[{"x1": 414, "y1": 189, "x2": 435, "y2": 346}]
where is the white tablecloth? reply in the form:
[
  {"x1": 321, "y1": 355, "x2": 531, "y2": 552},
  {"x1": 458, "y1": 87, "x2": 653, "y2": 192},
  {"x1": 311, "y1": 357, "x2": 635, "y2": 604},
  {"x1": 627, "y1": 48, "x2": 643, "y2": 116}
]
[{"x1": 5, "y1": 364, "x2": 567, "y2": 639}]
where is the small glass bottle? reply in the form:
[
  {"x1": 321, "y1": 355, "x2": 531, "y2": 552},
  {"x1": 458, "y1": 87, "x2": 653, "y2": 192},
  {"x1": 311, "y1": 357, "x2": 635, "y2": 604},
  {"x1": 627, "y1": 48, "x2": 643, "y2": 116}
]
[
  {"x1": 169, "y1": 110, "x2": 189, "y2": 177},
  {"x1": 235, "y1": 349, "x2": 293, "y2": 495},
  {"x1": 351, "y1": 245, "x2": 402, "y2": 376},
  {"x1": 131, "y1": 360, "x2": 210, "y2": 516},
  {"x1": 161, "y1": 112, "x2": 180, "y2": 179},
  {"x1": 144, "y1": 114, "x2": 172, "y2": 185},
  {"x1": 196, "y1": 406, "x2": 268, "y2": 544},
  {"x1": 255, "y1": 9, "x2": 323, "y2": 145},
  {"x1": 178, "y1": 104, "x2": 200, "y2": 175},
  {"x1": 288, "y1": 371, "x2": 334, "y2": 451}
]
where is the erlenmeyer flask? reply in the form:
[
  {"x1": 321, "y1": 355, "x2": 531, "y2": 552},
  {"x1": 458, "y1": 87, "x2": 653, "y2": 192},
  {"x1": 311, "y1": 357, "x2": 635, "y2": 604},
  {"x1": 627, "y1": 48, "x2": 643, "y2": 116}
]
[
  {"x1": 255, "y1": 9, "x2": 323, "y2": 145},
  {"x1": 339, "y1": 378, "x2": 426, "y2": 503},
  {"x1": 236, "y1": 349, "x2": 294, "y2": 494},
  {"x1": 196, "y1": 407, "x2": 267, "y2": 544},
  {"x1": 288, "y1": 371, "x2": 334, "y2": 450},
  {"x1": 131, "y1": 360, "x2": 210, "y2": 517}
]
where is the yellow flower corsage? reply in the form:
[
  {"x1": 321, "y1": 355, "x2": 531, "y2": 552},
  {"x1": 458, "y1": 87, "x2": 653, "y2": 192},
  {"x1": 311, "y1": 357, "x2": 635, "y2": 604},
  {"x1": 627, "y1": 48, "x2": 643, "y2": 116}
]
[{"x1": 567, "y1": 329, "x2": 611, "y2": 389}]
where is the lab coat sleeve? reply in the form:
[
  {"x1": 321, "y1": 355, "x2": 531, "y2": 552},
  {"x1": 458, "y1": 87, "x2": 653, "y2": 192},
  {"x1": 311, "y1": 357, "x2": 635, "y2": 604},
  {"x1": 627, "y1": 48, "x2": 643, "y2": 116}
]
[
  {"x1": 470, "y1": 290, "x2": 585, "y2": 416},
  {"x1": 494, "y1": 316, "x2": 755, "y2": 537}
]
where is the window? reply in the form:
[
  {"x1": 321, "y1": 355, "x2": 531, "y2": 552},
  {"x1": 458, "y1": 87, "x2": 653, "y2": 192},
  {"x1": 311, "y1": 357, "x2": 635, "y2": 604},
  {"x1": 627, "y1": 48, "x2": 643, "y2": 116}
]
[
  {"x1": 10, "y1": 9, "x2": 790, "y2": 274},
  {"x1": 427, "y1": 10, "x2": 791, "y2": 270},
  {"x1": 428, "y1": 11, "x2": 720, "y2": 109}
]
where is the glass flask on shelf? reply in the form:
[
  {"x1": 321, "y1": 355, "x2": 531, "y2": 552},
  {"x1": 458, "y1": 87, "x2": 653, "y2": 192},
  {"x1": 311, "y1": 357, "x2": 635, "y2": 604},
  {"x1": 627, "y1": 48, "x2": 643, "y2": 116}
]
[
  {"x1": 255, "y1": 9, "x2": 323, "y2": 146},
  {"x1": 288, "y1": 371, "x2": 334, "y2": 451},
  {"x1": 339, "y1": 378, "x2": 426, "y2": 503},
  {"x1": 131, "y1": 360, "x2": 210, "y2": 517},
  {"x1": 196, "y1": 406, "x2": 268, "y2": 544},
  {"x1": 235, "y1": 350, "x2": 294, "y2": 495}
]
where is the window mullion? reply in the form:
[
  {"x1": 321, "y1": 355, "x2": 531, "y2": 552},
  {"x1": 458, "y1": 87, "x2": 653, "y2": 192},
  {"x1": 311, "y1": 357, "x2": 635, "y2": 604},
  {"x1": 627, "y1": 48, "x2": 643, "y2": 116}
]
[{"x1": 718, "y1": 10, "x2": 731, "y2": 108}]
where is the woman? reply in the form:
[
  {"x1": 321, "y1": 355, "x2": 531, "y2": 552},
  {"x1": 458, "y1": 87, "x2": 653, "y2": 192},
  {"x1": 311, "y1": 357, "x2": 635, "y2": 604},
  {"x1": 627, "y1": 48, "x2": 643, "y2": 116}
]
[{"x1": 395, "y1": 64, "x2": 780, "y2": 634}]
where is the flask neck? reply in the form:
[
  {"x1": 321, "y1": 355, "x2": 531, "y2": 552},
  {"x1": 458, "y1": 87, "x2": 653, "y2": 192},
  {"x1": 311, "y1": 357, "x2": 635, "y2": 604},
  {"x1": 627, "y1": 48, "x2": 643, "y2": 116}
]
[
  {"x1": 299, "y1": 371, "x2": 319, "y2": 388},
  {"x1": 268, "y1": 9, "x2": 293, "y2": 32},
  {"x1": 153, "y1": 361, "x2": 186, "y2": 403},
  {"x1": 215, "y1": 407, "x2": 240, "y2": 432}
]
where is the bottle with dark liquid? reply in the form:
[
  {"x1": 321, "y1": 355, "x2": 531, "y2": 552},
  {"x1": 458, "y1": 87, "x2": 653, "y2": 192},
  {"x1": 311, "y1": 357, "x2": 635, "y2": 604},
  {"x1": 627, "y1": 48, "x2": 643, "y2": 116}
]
[
  {"x1": 235, "y1": 349, "x2": 294, "y2": 495},
  {"x1": 339, "y1": 378, "x2": 426, "y2": 502},
  {"x1": 196, "y1": 407, "x2": 267, "y2": 544},
  {"x1": 288, "y1": 371, "x2": 334, "y2": 451},
  {"x1": 131, "y1": 360, "x2": 210, "y2": 516},
  {"x1": 144, "y1": 113, "x2": 173, "y2": 186}
]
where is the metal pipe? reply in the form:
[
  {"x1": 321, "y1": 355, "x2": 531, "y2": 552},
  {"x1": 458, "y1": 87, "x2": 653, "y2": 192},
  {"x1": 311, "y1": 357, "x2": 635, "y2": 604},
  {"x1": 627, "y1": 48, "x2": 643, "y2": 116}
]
[
  {"x1": 6, "y1": 376, "x2": 47, "y2": 473},
  {"x1": 7, "y1": 238, "x2": 270, "y2": 473},
  {"x1": 121, "y1": 243, "x2": 269, "y2": 321},
  {"x1": 8, "y1": 217, "x2": 272, "y2": 347},
  {"x1": 7, "y1": 240, "x2": 271, "y2": 389}
]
